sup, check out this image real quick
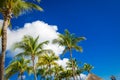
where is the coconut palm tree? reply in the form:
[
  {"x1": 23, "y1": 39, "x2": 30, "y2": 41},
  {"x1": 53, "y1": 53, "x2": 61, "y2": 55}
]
[
  {"x1": 37, "y1": 50, "x2": 59, "y2": 80},
  {"x1": 59, "y1": 69, "x2": 72, "y2": 80},
  {"x1": 53, "y1": 29, "x2": 86, "y2": 80},
  {"x1": 66, "y1": 58, "x2": 83, "y2": 80},
  {"x1": 0, "y1": 0, "x2": 43, "y2": 79},
  {"x1": 83, "y1": 63, "x2": 93, "y2": 73},
  {"x1": 52, "y1": 65, "x2": 64, "y2": 80},
  {"x1": 37, "y1": 67, "x2": 47, "y2": 80},
  {"x1": 5, "y1": 57, "x2": 30, "y2": 80},
  {"x1": 14, "y1": 35, "x2": 49, "y2": 80}
]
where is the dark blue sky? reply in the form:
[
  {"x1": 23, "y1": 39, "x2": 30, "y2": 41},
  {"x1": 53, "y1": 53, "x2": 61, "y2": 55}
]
[{"x1": 2, "y1": 0, "x2": 120, "y2": 79}]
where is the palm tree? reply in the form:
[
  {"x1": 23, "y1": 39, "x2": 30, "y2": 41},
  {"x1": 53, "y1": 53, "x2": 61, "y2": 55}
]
[
  {"x1": 59, "y1": 69, "x2": 72, "y2": 80},
  {"x1": 66, "y1": 58, "x2": 83, "y2": 80},
  {"x1": 76, "y1": 68, "x2": 84, "y2": 80},
  {"x1": 37, "y1": 50, "x2": 59, "y2": 80},
  {"x1": 37, "y1": 67, "x2": 47, "y2": 80},
  {"x1": 53, "y1": 29, "x2": 86, "y2": 80},
  {"x1": 0, "y1": 0, "x2": 43, "y2": 79},
  {"x1": 5, "y1": 57, "x2": 30, "y2": 80},
  {"x1": 83, "y1": 63, "x2": 93, "y2": 73},
  {"x1": 14, "y1": 35, "x2": 49, "y2": 80},
  {"x1": 52, "y1": 65, "x2": 64, "y2": 80}
]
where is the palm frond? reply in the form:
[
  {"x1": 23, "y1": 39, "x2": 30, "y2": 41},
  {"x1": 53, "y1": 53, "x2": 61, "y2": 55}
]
[
  {"x1": 9, "y1": 0, "x2": 43, "y2": 17},
  {"x1": 35, "y1": 40, "x2": 49, "y2": 51},
  {"x1": 74, "y1": 45, "x2": 83, "y2": 52}
]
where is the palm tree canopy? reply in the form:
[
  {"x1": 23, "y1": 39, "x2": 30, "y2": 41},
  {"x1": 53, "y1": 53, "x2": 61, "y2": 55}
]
[
  {"x1": 84, "y1": 63, "x2": 93, "y2": 73},
  {"x1": 0, "y1": 0, "x2": 43, "y2": 17},
  {"x1": 53, "y1": 29, "x2": 86, "y2": 54},
  {"x1": 14, "y1": 35, "x2": 49, "y2": 57},
  {"x1": 37, "y1": 50, "x2": 59, "y2": 66},
  {"x1": 5, "y1": 57, "x2": 30, "y2": 79},
  {"x1": 66, "y1": 59, "x2": 78, "y2": 69}
]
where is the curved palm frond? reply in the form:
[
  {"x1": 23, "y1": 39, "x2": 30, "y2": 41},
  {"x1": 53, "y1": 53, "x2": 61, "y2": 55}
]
[{"x1": 0, "y1": 0, "x2": 43, "y2": 17}]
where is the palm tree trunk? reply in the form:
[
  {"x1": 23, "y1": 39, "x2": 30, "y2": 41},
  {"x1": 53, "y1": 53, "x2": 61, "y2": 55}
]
[
  {"x1": 48, "y1": 64, "x2": 52, "y2": 80},
  {"x1": 20, "y1": 73, "x2": 24, "y2": 80},
  {"x1": 0, "y1": 16, "x2": 10, "y2": 80},
  {"x1": 79, "y1": 74, "x2": 81, "y2": 80},
  {"x1": 32, "y1": 56, "x2": 37, "y2": 80},
  {"x1": 69, "y1": 49, "x2": 76, "y2": 80}
]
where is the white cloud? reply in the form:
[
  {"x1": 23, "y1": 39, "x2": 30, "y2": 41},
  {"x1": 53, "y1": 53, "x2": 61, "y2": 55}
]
[
  {"x1": 56, "y1": 58, "x2": 69, "y2": 69},
  {"x1": 79, "y1": 74, "x2": 87, "y2": 80},
  {"x1": 69, "y1": 74, "x2": 87, "y2": 80},
  {"x1": 0, "y1": 20, "x2": 64, "y2": 57}
]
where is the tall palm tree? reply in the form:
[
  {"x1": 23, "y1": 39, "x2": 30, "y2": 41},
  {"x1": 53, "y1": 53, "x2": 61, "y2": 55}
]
[
  {"x1": 5, "y1": 57, "x2": 30, "y2": 80},
  {"x1": 53, "y1": 29, "x2": 86, "y2": 80},
  {"x1": 14, "y1": 35, "x2": 49, "y2": 80},
  {"x1": 83, "y1": 63, "x2": 93, "y2": 73},
  {"x1": 0, "y1": 0, "x2": 43, "y2": 79},
  {"x1": 37, "y1": 50, "x2": 59, "y2": 80}
]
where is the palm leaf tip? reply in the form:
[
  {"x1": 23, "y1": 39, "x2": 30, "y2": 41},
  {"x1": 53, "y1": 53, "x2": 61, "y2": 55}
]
[
  {"x1": 82, "y1": 37, "x2": 87, "y2": 40},
  {"x1": 28, "y1": 2, "x2": 43, "y2": 11}
]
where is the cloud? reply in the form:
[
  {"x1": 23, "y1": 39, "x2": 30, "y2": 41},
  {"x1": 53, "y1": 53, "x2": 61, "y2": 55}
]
[
  {"x1": 0, "y1": 20, "x2": 64, "y2": 57},
  {"x1": 79, "y1": 74, "x2": 87, "y2": 80},
  {"x1": 69, "y1": 74, "x2": 87, "y2": 80},
  {"x1": 56, "y1": 58, "x2": 69, "y2": 69}
]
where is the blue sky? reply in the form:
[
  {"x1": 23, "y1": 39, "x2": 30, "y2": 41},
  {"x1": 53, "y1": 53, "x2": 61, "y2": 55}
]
[{"x1": 1, "y1": 0, "x2": 120, "y2": 80}]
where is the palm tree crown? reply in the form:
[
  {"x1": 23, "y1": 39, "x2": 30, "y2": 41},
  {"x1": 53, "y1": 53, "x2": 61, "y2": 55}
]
[
  {"x1": 53, "y1": 29, "x2": 86, "y2": 58},
  {"x1": 5, "y1": 57, "x2": 30, "y2": 80},
  {"x1": 0, "y1": 0, "x2": 43, "y2": 17},
  {"x1": 84, "y1": 63, "x2": 93, "y2": 73},
  {"x1": 37, "y1": 50, "x2": 59, "y2": 79}
]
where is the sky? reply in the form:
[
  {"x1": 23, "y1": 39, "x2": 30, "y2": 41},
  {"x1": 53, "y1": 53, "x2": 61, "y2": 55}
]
[{"x1": 0, "y1": 0, "x2": 120, "y2": 80}]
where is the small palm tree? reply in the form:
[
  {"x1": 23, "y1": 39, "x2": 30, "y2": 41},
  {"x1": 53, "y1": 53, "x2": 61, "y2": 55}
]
[
  {"x1": 66, "y1": 58, "x2": 83, "y2": 80},
  {"x1": 60, "y1": 69, "x2": 73, "y2": 80},
  {"x1": 37, "y1": 50, "x2": 59, "y2": 80},
  {"x1": 53, "y1": 29, "x2": 86, "y2": 80},
  {"x1": 14, "y1": 35, "x2": 49, "y2": 80},
  {"x1": 52, "y1": 65, "x2": 64, "y2": 80},
  {"x1": 5, "y1": 57, "x2": 30, "y2": 80},
  {"x1": 0, "y1": 0, "x2": 43, "y2": 79},
  {"x1": 83, "y1": 63, "x2": 93, "y2": 73},
  {"x1": 37, "y1": 67, "x2": 47, "y2": 80}
]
